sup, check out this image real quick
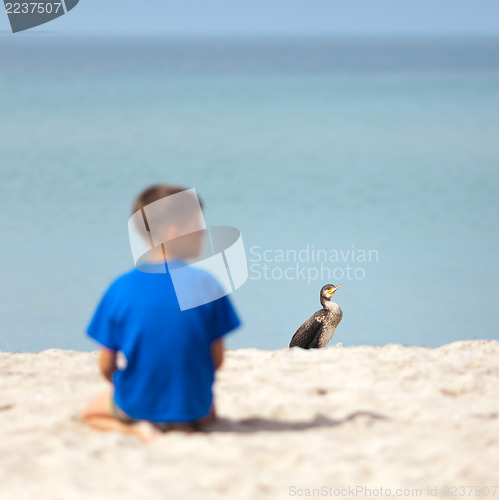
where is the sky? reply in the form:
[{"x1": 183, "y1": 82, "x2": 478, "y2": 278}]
[{"x1": 1, "y1": 0, "x2": 499, "y2": 36}]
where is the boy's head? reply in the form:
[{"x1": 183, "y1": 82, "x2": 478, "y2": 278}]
[{"x1": 131, "y1": 184, "x2": 205, "y2": 262}]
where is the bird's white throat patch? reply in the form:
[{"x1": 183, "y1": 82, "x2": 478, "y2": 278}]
[{"x1": 324, "y1": 300, "x2": 339, "y2": 311}]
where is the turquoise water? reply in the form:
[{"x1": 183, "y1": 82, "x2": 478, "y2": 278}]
[{"x1": 1, "y1": 36, "x2": 498, "y2": 351}]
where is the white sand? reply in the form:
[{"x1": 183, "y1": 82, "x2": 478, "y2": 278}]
[{"x1": 1, "y1": 340, "x2": 498, "y2": 500}]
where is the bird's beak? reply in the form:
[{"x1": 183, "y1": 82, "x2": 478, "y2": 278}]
[{"x1": 329, "y1": 285, "x2": 342, "y2": 295}]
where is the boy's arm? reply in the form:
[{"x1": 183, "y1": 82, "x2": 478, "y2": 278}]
[
  {"x1": 211, "y1": 338, "x2": 224, "y2": 370},
  {"x1": 98, "y1": 347, "x2": 118, "y2": 383}
]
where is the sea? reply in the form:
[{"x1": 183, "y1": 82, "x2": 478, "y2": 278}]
[{"x1": 0, "y1": 35, "x2": 498, "y2": 351}]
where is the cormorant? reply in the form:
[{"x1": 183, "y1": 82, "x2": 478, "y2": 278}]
[{"x1": 289, "y1": 284, "x2": 343, "y2": 349}]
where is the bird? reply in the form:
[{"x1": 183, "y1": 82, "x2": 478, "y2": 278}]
[{"x1": 289, "y1": 284, "x2": 343, "y2": 349}]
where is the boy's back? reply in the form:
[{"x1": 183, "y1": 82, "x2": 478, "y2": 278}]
[{"x1": 87, "y1": 264, "x2": 240, "y2": 424}]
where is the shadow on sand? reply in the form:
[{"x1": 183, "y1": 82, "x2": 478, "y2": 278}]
[{"x1": 202, "y1": 410, "x2": 388, "y2": 433}]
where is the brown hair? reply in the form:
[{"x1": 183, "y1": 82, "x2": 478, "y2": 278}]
[{"x1": 131, "y1": 184, "x2": 203, "y2": 237}]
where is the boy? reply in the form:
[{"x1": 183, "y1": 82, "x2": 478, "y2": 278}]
[{"x1": 81, "y1": 185, "x2": 240, "y2": 441}]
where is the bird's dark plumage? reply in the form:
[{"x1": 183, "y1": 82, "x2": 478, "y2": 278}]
[{"x1": 289, "y1": 284, "x2": 343, "y2": 349}]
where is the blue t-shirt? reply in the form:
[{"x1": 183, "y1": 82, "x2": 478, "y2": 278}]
[{"x1": 86, "y1": 265, "x2": 240, "y2": 423}]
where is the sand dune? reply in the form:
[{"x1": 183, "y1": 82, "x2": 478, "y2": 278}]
[{"x1": 1, "y1": 340, "x2": 498, "y2": 500}]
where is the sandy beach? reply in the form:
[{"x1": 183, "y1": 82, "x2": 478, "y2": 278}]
[{"x1": 1, "y1": 340, "x2": 498, "y2": 500}]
